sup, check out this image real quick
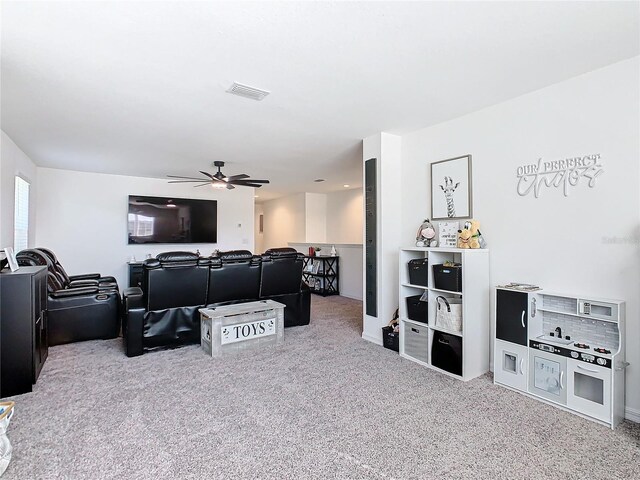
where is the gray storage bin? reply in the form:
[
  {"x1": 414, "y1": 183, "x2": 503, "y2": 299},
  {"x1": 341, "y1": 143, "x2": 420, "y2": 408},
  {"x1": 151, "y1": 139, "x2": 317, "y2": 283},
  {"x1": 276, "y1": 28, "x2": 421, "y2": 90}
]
[{"x1": 404, "y1": 323, "x2": 429, "y2": 363}]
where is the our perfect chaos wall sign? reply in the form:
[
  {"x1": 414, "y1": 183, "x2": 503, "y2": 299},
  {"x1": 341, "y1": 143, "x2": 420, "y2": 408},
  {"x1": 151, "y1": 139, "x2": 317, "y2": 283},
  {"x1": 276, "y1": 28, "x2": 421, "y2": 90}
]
[{"x1": 516, "y1": 153, "x2": 604, "y2": 198}]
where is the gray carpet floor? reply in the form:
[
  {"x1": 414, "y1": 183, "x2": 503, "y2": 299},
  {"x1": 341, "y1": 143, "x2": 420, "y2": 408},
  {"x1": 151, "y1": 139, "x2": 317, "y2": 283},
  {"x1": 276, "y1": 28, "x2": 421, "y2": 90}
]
[{"x1": 3, "y1": 295, "x2": 639, "y2": 479}]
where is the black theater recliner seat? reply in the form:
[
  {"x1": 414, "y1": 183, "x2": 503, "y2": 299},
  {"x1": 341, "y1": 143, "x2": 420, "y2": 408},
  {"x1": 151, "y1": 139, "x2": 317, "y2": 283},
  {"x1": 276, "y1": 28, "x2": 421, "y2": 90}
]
[
  {"x1": 16, "y1": 249, "x2": 120, "y2": 345},
  {"x1": 37, "y1": 247, "x2": 118, "y2": 291},
  {"x1": 122, "y1": 248, "x2": 311, "y2": 357},
  {"x1": 259, "y1": 247, "x2": 311, "y2": 328},
  {"x1": 123, "y1": 251, "x2": 211, "y2": 356}
]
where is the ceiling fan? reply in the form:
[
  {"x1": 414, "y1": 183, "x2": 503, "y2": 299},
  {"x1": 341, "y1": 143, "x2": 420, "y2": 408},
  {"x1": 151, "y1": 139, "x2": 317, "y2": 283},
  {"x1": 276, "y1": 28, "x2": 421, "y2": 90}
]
[{"x1": 167, "y1": 161, "x2": 270, "y2": 190}]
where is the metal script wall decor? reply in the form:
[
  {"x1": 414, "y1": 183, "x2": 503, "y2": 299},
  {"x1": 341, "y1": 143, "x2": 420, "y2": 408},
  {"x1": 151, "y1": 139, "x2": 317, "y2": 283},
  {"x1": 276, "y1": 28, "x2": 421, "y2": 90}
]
[{"x1": 516, "y1": 153, "x2": 603, "y2": 198}]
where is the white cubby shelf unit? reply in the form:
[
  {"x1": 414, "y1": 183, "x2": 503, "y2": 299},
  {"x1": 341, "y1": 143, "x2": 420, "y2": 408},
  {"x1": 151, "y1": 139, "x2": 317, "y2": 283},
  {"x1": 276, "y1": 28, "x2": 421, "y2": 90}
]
[{"x1": 399, "y1": 247, "x2": 490, "y2": 381}]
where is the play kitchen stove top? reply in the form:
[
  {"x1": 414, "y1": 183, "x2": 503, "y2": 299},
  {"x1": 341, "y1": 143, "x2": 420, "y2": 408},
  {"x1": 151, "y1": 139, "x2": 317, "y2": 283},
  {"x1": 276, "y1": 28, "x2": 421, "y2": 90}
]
[{"x1": 530, "y1": 339, "x2": 612, "y2": 368}]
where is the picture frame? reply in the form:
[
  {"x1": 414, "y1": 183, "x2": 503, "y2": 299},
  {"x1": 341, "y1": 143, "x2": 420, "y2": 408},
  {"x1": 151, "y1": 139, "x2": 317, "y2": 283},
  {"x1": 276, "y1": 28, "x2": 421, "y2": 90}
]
[
  {"x1": 3, "y1": 247, "x2": 19, "y2": 272},
  {"x1": 438, "y1": 221, "x2": 460, "y2": 248},
  {"x1": 431, "y1": 155, "x2": 472, "y2": 220}
]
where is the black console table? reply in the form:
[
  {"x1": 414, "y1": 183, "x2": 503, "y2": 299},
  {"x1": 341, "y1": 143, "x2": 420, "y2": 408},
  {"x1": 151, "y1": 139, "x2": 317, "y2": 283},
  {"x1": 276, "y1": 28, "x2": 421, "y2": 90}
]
[
  {"x1": 0, "y1": 266, "x2": 48, "y2": 397},
  {"x1": 302, "y1": 256, "x2": 339, "y2": 296}
]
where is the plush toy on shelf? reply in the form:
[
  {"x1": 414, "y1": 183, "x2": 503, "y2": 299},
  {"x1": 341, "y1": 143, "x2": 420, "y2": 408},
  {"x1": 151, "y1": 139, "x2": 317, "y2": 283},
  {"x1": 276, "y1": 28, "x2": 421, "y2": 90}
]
[
  {"x1": 468, "y1": 220, "x2": 486, "y2": 249},
  {"x1": 458, "y1": 219, "x2": 485, "y2": 249},
  {"x1": 415, "y1": 219, "x2": 437, "y2": 247},
  {"x1": 457, "y1": 226, "x2": 473, "y2": 248}
]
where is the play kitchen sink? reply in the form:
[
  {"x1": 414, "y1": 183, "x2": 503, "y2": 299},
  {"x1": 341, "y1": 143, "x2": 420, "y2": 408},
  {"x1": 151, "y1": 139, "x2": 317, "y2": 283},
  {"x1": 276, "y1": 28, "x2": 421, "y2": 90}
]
[{"x1": 536, "y1": 334, "x2": 573, "y2": 345}]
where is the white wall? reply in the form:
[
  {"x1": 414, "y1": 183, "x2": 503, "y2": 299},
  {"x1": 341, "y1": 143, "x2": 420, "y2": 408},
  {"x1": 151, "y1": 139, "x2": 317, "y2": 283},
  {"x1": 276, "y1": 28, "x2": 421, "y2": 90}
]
[
  {"x1": 304, "y1": 193, "x2": 327, "y2": 243},
  {"x1": 262, "y1": 188, "x2": 364, "y2": 300},
  {"x1": 326, "y1": 188, "x2": 363, "y2": 244},
  {"x1": 261, "y1": 193, "x2": 306, "y2": 251},
  {"x1": 35, "y1": 167, "x2": 254, "y2": 288},
  {"x1": 254, "y1": 203, "x2": 265, "y2": 254},
  {"x1": 0, "y1": 131, "x2": 38, "y2": 249},
  {"x1": 400, "y1": 57, "x2": 640, "y2": 416}
]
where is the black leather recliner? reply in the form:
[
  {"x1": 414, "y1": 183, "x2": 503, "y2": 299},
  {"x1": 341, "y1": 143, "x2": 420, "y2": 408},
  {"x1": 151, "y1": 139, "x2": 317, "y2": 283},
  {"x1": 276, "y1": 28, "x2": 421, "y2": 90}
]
[
  {"x1": 37, "y1": 247, "x2": 118, "y2": 290},
  {"x1": 123, "y1": 252, "x2": 211, "y2": 356},
  {"x1": 16, "y1": 249, "x2": 120, "y2": 345},
  {"x1": 122, "y1": 248, "x2": 311, "y2": 357},
  {"x1": 259, "y1": 248, "x2": 311, "y2": 328},
  {"x1": 207, "y1": 250, "x2": 261, "y2": 305}
]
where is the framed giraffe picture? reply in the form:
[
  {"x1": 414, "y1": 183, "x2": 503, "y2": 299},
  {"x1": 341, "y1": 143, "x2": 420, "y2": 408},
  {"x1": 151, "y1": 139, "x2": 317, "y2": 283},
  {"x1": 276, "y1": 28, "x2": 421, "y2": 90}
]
[{"x1": 430, "y1": 154, "x2": 472, "y2": 220}]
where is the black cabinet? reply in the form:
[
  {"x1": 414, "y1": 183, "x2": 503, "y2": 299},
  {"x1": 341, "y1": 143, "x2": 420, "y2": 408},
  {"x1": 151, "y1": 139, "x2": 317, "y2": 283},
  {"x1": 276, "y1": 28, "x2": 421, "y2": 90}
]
[
  {"x1": 1, "y1": 266, "x2": 48, "y2": 397},
  {"x1": 496, "y1": 289, "x2": 528, "y2": 346},
  {"x1": 128, "y1": 262, "x2": 144, "y2": 288},
  {"x1": 302, "y1": 256, "x2": 339, "y2": 296}
]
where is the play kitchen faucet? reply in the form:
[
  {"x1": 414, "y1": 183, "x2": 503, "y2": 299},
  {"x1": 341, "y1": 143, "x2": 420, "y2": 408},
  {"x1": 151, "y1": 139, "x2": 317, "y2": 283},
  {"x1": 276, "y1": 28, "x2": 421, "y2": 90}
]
[{"x1": 555, "y1": 326, "x2": 562, "y2": 339}]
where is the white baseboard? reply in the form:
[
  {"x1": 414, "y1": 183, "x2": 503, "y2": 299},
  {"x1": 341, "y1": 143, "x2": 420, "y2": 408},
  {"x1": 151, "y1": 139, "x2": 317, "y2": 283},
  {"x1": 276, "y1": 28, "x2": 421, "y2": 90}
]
[
  {"x1": 362, "y1": 332, "x2": 382, "y2": 346},
  {"x1": 340, "y1": 293, "x2": 363, "y2": 301},
  {"x1": 625, "y1": 406, "x2": 640, "y2": 423}
]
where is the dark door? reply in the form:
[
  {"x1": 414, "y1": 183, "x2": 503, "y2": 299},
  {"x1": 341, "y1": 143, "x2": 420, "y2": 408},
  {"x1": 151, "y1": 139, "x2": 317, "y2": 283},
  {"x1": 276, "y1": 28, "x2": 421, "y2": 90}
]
[{"x1": 496, "y1": 289, "x2": 528, "y2": 346}]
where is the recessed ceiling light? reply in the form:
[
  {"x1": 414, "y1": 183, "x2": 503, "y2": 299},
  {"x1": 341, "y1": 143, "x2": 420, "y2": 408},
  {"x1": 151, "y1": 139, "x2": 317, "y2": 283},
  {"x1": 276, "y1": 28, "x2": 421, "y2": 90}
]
[
  {"x1": 254, "y1": 195, "x2": 259, "y2": 198},
  {"x1": 343, "y1": 184, "x2": 350, "y2": 188},
  {"x1": 226, "y1": 82, "x2": 270, "y2": 101},
  {"x1": 314, "y1": 179, "x2": 325, "y2": 183}
]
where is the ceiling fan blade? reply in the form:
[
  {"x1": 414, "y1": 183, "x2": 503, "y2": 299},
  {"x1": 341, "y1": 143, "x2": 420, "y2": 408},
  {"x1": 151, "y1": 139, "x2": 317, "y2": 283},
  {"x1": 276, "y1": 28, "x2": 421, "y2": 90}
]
[
  {"x1": 226, "y1": 184, "x2": 235, "y2": 190},
  {"x1": 226, "y1": 174, "x2": 250, "y2": 181},
  {"x1": 199, "y1": 171, "x2": 216, "y2": 181},
  {"x1": 193, "y1": 182, "x2": 213, "y2": 187},
  {"x1": 231, "y1": 179, "x2": 270, "y2": 185},
  {"x1": 168, "y1": 175, "x2": 208, "y2": 180},
  {"x1": 232, "y1": 182, "x2": 263, "y2": 188}
]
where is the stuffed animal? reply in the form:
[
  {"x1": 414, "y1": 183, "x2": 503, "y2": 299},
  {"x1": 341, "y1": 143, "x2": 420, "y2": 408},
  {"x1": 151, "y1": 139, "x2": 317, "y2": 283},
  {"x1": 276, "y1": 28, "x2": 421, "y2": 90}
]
[
  {"x1": 415, "y1": 219, "x2": 437, "y2": 247},
  {"x1": 468, "y1": 220, "x2": 485, "y2": 249},
  {"x1": 457, "y1": 227, "x2": 472, "y2": 248}
]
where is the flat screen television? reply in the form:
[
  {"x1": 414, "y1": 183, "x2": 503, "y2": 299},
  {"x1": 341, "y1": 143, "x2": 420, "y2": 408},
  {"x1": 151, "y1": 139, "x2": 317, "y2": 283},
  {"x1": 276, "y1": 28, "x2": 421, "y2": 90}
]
[{"x1": 128, "y1": 195, "x2": 217, "y2": 244}]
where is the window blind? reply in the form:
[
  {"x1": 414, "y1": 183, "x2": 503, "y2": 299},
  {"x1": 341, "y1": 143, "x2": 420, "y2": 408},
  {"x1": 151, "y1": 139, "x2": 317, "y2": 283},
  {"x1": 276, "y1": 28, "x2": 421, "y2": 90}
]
[{"x1": 14, "y1": 176, "x2": 30, "y2": 252}]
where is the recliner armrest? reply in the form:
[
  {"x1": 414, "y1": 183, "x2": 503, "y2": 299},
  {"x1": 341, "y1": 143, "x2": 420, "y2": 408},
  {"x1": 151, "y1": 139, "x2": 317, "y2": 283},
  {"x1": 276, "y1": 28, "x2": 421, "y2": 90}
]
[
  {"x1": 50, "y1": 286, "x2": 99, "y2": 298},
  {"x1": 69, "y1": 273, "x2": 101, "y2": 281},
  {"x1": 122, "y1": 287, "x2": 145, "y2": 357},
  {"x1": 69, "y1": 279, "x2": 100, "y2": 288},
  {"x1": 123, "y1": 287, "x2": 144, "y2": 310}
]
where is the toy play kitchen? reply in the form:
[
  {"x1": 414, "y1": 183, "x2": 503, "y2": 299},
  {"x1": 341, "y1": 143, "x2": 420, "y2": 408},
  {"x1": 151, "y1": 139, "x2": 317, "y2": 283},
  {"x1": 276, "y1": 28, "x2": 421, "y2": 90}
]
[{"x1": 493, "y1": 285, "x2": 628, "y2": 428}]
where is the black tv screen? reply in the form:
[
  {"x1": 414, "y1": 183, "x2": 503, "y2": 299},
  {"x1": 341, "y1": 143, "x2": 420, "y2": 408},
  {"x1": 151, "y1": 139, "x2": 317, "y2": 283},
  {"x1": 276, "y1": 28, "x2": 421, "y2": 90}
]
[{"x1": 128, "y1": 195, "x2": 217, "y2": 244}]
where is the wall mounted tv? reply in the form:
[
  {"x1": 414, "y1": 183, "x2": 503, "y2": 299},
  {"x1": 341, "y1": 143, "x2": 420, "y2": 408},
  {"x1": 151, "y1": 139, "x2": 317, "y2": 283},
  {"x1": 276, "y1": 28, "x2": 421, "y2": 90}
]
[{"x1": 128, "y1": 195, "x2": 217, "y2": 244}]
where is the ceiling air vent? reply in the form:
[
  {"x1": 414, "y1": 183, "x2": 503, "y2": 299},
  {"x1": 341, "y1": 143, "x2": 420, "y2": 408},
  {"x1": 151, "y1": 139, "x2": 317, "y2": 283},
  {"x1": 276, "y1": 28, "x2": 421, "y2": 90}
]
[{"x1": 226, "y1": 82, "x2": 270, "y2": 101}]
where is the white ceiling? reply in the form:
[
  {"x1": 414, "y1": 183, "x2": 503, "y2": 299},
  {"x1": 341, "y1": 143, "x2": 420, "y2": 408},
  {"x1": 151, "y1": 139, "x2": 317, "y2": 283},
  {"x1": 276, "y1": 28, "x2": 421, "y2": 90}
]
[{"x1": 2, "y1": 1, "x2": 638, "y2": 202}]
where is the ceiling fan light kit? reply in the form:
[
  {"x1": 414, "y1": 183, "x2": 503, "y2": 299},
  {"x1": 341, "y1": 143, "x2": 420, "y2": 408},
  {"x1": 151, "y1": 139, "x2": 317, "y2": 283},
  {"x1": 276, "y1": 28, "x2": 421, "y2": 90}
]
[{"x1": 167, "y1": 161, "x2": 270, "y2": 190}]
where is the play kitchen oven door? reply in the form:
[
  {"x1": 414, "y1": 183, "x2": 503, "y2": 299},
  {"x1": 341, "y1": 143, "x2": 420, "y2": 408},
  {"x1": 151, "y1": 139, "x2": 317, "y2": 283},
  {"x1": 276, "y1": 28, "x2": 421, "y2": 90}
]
[
  {"x1": 566, "y1": 358, "x2": 611, "y2": 423},
  {"x1": 529, "y1": 342, "x2": 567, "y2": 405}
]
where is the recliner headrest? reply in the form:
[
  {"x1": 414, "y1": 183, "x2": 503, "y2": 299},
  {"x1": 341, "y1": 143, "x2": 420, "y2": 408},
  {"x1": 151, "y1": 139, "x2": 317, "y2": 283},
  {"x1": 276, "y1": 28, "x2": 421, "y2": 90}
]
[
  {"x1": 16, "y1": 249, "x2": 52, "y2": 268},
  {"x1": 36, "y1": 247, "x2": 58, "y2": 264},
  {"x1": 144, "y1": 251, "x2": 210, "y2": 269},
  {"x1": 263, "y1": 247, "x2": 298, "y2": 258},
  {"x1": 219, "y1": 250, "x2": 253, "y2": 261},
  {"x1": 156, "y1": 251, "x2": 200, "y2": 263}
]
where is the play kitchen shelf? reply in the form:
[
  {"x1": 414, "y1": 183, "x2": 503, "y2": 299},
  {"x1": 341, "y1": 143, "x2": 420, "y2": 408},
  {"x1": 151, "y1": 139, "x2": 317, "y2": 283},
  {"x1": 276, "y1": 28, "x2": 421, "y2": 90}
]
[
  {"x1": 398, "y1": 247, "x2": 490, "y2": 381},
  {"x1": 493, "y1": 287, "x2": 627, "y2": 429}
]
